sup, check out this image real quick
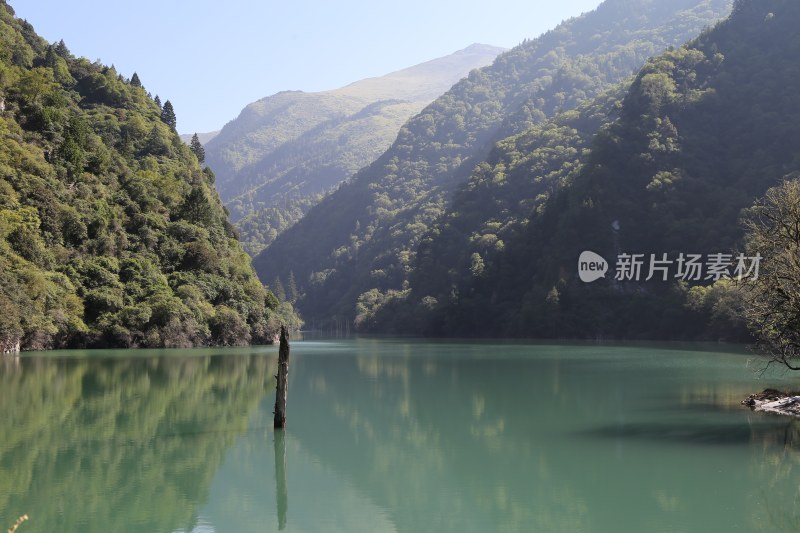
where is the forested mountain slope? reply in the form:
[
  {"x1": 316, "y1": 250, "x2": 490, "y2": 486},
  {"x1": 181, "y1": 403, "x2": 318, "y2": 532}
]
[
  {"x1": 383, "y1": 86, "x2": 629, "y2": 333},
  {"x1": 254, "y1": 0, "x2": 731, "y2": 327},
  {"x1": 416, "y1": 0, "x2": 800, "y2": 339},
  {"x1": 0, "y1": 1, "x2": 296, "y2": 351},
  {"x1": 204, "y1": 44, "x2": 504, "y2": 255}
]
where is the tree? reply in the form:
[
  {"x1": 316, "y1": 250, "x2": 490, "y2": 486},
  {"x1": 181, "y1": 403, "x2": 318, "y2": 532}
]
[
  {"x1": 143, "y1": 124, "x2": 171, "y2": 156},
  {"x1": 210, "y1": 306, "x2": 250, "y2": 346},
  {"x1": 0, "y1": 298, "x2": 23, "y2": 353},
  {"x1": 179, "y1": 186, "x2": 213, "y2": 225},
  {"x1": 189, "y1": 133, "x2": 205, "y2": 163},
  {"x1": 160, "y1": 100, "x2": 176, "y2": 130},
  {"x1": 130, "y1": 72, "x2": 142, "y2": 88},
  {"x1": 0, "y1": 0, "x2": 302, "y2": 350},
  {"x1": 154, "y1": 94, "x2": 162, "y2": 109},
  {"x1": 53, "y1": 39, "x2": 70, "y2": 58},
  {"x1": 287, "y1": 271, "x2": 298, "y2": 304},
  {"x1": 272, "y1": 277, "x2": 286, "y2": 302},
  {"x1": 740, "y1": 178, "x2": 800, "y2": 370},
  {"x1": 469, "y1": 252, "x2": 485, "y2": 277}
]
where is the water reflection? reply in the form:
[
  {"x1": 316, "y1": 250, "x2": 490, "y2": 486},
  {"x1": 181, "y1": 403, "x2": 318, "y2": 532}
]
[
  {"x1": 0, "y1": 353, "x2": 273, "y2": 533},
  {"x1": 584, "y1": 419, "x2": 782, "y2": 446},
  {"x1": 275, "y1": 342, "x2": 800, "y2": 532},
  {"x1": 287, "y1": 349, "x2": 595, "y2": 532},
  {"x1": 3, "y1": 342, "x2": 800, "y2": 532},
  {"x1": 273, "y1": 430, "x2": 288, "y2": 530},
  {"x1": 748, "y1": 418, "x2": 800, "y2": 532}
]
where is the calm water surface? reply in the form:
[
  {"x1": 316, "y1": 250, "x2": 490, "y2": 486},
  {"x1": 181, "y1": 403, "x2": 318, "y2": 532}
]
[{"x1": 1, "y1": 340, "x2": 799, "y2": 532}]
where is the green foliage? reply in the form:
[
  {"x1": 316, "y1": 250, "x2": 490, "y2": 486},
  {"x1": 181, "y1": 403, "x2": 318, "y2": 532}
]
[
  {"x1": 271, "y1": 276, "x2": 286, "y2": 301},
  {"x1": 738, "y1": 178, "x2": 800, "y2": 367},
  {"x1": 160, "y1": 99, "x2": 176, "y2": 130},
  {"x1": 254, "y1": 0, "x2": 732, "y2": 330},
  {"x1": 428, "y1": 0, "x2": 800, "y2": 339},
  {"x1": 409, "y1": 87, "x2": 625, "y2": 309},
  {"x1": 189, "y1": 132, "x2": 204, "y2": 163},
  {"x1": 209, "y1": 305, "x2": 251, "y2": 346},
  {"x1": 179, "y1": 185, "x2": 214, "y2": 226},
  {"x1": 207, "y1": 47, "x2": 504, "y2": 256},
  {"x1": 213, "y1": 97, "x2": 432, "y2": 255},
  {"x1": 235, "y1": 193, "x2": 323, "y2": 255},
  {"x1": 0, "y1": 2, "x2": 300, "y2": 350},
  {"x1": 143, "y1": 123, "x2": 173, "y2": 156},
  {"x1": 686, "y1": 280, "x2": 747, "y2": 342}
]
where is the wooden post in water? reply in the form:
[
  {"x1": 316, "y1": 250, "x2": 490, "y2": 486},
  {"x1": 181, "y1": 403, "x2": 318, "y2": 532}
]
[
  {"x1": 273, "y1": 325, "x2": 290, "y2": 428},
  {"x1": 273, "y1": 429, "x2": 288, "y2": 530},
  {"x1": 273, "y1": 325, "x2": 290, "y2": 529}
]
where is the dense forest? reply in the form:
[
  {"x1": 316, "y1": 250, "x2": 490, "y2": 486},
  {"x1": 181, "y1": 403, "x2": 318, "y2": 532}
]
[
  {"x1": 371, "y1": 0, "x2": 800, "y2": 339},
  {"x1": 254, "y1": 0, "x2": 732, "y2": 330},
  {"x1": 0, "y1": 1, "x2": 299, "y2": 351},
  {"x1": 369, "y1": 86, "x2": 628, "y2": 333},
  {"x1": 8, "y1": 0, "x2": 792, "y2": 347},
  {"x1": 205, "y1": 44, "x2": 504, "y2": 256}
]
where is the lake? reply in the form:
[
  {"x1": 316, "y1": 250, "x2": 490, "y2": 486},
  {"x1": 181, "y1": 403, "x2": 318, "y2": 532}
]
[{"x1": 1, "y1": 339, "x2": 799, "y2": 532}]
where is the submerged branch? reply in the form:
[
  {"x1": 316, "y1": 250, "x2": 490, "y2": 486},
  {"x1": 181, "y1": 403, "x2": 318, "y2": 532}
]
[{"x1": 6, "y1": 515, "x2": 28, "y2": 533}]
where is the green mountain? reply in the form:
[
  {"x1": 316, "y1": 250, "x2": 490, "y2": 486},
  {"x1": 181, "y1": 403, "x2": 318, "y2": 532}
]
[
  {"x1": 0, "y1": 1, "x2": 298, "y2": 351},
  {"x1": 253, "y1": 0, "x2": 732, "y2": 328},
  {"x1": 382, "y1": 86, "x2": 628, "y2": 333},
  {"x1": 204, "y1": 44, "x2": 505, "y2": 255},
  {"x1": 402, "y1": 0, "x2": 800, "y2": 339}
]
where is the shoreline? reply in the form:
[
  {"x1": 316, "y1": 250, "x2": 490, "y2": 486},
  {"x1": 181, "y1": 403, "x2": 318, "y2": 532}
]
[{"x1": 742, "y1": 389, "x2": 800, "y2": 417}]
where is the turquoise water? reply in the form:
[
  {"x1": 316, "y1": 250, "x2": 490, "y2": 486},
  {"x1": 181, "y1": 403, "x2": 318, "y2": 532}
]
[{"x1": 1, "y1": 340, "x2": 799, "y2": 532}]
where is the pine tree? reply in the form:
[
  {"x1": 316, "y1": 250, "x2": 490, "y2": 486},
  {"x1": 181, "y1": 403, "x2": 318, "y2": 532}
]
[
  {"x1": 44, "y1": 45, "x2": 58, "y2": 67},
  {"x1": 272, "y1": 277, "x2": 287, "y2": 302},
  {"x1": 53, "y1": 39, "x2": 70, "y2": 58},
  {"x1": 160, "y1": 100, "x2": 176, "y2": 130},
  {"x1": 144, "y1": 125, "x2": 170, "y2": 156},
  {"x1": 154, "y1": 94, "x2": 162, "y2": 110},
  {"x1": 287, "y1": 271, "x2": 298, "y2": 304},
  {"x1": 189, "y1": 133, "x2": 205, "y2": 164},
  {"x1": 130, "y1": 72, "x2": 142, "y2": 88},
  {"x1": 180, "y1": 186, "x2": 213, "y2": 225}
]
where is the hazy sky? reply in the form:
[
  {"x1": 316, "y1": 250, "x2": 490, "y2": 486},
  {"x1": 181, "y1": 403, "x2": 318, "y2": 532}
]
[{"x1": 12, "y1": 0, "x2": 602, "y2": 134}]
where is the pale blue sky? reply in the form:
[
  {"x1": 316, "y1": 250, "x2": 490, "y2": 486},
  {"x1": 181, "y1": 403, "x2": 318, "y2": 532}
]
[{"x1": 11, "y1": 0, "x2": 602, "y2": 134}]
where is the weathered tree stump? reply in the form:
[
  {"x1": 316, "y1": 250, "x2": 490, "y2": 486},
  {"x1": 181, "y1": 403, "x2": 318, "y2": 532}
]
[{"x1": 273, "y1": 326, "x2": 290, "y2": 428}]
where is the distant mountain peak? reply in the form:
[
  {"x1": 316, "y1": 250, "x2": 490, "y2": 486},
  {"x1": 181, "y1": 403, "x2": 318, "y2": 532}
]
[
  {"x1": 332, "y1": 44, "x2": 507, "y2": 103},
  {"x1": 203, "y1": 44, "x2": 506, "y2": 255},
  {"x1": 457, "y1": 43, "x2": 508, "y2": 54}
]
